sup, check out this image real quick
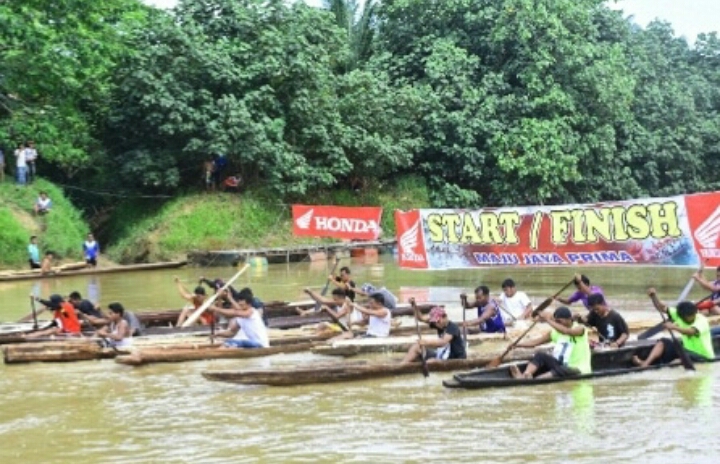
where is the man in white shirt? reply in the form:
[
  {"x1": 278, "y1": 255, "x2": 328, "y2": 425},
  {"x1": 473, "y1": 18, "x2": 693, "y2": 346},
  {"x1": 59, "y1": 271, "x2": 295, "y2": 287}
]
[
  {"x1": 498, "y1": 278, "x2": 533, "y2": 320},
  {"x1": 14, "y1": 142, "x2": 27, "y2": 185},
  {"x1": 25, "y1": 141, "x2": 38, "y2": 183},
  {"x1": 211, "y1": 293, "x2": 269, "y2": 349}
]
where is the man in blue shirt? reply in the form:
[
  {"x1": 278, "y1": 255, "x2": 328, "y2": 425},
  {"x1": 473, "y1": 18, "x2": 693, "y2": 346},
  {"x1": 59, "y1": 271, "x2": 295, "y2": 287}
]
[
  {"x1": 28, "y1": 236, "x2": 41, "y2": 269},
  {"x1": 83, "y1": 233, "x2": 100, "y2": 267}
]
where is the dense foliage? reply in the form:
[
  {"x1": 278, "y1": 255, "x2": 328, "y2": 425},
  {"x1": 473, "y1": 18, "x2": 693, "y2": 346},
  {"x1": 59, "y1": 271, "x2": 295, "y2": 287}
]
[{"x1": 2, "y1": 0, "x2": 719, "y2": 207}]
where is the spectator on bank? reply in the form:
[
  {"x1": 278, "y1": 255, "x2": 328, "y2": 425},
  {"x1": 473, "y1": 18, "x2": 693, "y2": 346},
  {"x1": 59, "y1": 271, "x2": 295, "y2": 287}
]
[
  {"x1": 203, "y1": 158, "x2": 215, "y2": 192},
  {"x1": 34, "y1": 191, "x2": 52, "y2": 215},
  {"x1": 0, "y1": 146, "x2": 5, "y2": 183},
  {"x1": 213, "y1": 153, "x2": 227, "y2": 186},
  {"x1": 83, "y1": 233, "x2": 100, "y2": 267},
  {"x1": 28, "y1": 236, "x2": 41, "y2": 269},
  {"x1": 14, "y1": 142, "x2": 27, "y2": 185},
  {"x1": 221, "y1": 174, "x2": 242, "y2": 192},
  {"x1": 41, "y1": 251, "x2": 55, "y2": 274},
  {"x1": 25, "y1": 141, "x2": 38, "y2": 183}
]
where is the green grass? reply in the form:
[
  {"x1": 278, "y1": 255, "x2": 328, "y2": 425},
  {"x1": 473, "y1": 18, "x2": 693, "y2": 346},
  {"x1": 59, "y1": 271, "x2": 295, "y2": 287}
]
[
  {"x1": 107, "y1": 175, "x2": 431, "y2": 263},
  {"x1": 0, "y1": 178, "x2": 89, "y2": 268}
]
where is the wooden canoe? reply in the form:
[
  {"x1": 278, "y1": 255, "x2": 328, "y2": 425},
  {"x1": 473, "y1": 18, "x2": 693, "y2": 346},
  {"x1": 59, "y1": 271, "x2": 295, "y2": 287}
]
[
  {"x1": 443, "y1": 337, "x2": 720, "y2": 389},
  {"x1": 114, "y1": 342, "x2": 316, "y2": 366},
  {"x1": 200, "y1": 350, "x2": 539, "y2": 386},
  {"x1": 2, "y1": 341, "x2": 131, "y2": 364},
  {"x1": 0, "y1": 261, "x2": 187, "y2": 283}
]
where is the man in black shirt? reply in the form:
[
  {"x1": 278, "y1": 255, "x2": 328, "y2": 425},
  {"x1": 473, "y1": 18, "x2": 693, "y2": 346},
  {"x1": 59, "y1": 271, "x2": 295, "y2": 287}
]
[
  {"x1": 69, "y1": 291, "x2": 103, "y2": 322},
  {"x1": 577, "y1": 293, "x2": 629, "y2": 348},
  {"x1": 329, "y1": 266, "x2": 356, "y2": 301},
  {"x1": 402, "y1": 307, "x2": 467, "y2": 362}
]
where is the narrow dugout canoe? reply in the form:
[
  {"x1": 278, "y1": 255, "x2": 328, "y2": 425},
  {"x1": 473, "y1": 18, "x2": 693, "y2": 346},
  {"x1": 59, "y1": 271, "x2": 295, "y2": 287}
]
[
  {"x1": 443, "y1": 336, "x2": 720, "y2": 389},
  {"x1": 0, "y1": 261, "x2": 187, "y2": 283},
  {"x1": 2, "y1": 341, "x2": 131, "y2": 364},
  {"x1": 115, "y1": 342, "x2": 316, "y2": 366},
  {"x1": 200, "y1": 350, "x2": 539, "y2": 386}
]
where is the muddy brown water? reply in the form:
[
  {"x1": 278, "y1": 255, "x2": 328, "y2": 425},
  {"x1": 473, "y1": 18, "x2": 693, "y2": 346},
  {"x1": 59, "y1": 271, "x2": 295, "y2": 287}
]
[{"x1": 1, "y1": 256, "x2": 718, "y2": 463}]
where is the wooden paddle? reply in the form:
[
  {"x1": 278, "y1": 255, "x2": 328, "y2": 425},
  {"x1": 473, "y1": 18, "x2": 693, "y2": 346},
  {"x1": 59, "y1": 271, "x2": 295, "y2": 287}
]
[
  {"x1": 486, "y1": 279, "x2": 576, "y2": 368},
  {"x1": 661, "y1": 311, "x2": 695, "y2": 371},
  {"x1": 410, "y1": 298, "x2": 429, "y2": 377},
  {"x1": 315, "y1": 257, "x2": 341, "y2": 312},
  {"x1": 638, "y1": 277, "x2": 700, "y2": 340},
  {"x1": 323, "y1": 301, "x2": 350, "y2": 332},
  {"x1": 18, "y1": 296, "x2": 47, "y2": 323},
  {"x1": 181, "y1": 264, "x2": 249, "y2": 328},
  {"x1": 30, "y1": 296, "x2": 39, "y2": 330},
  {"x1": 460, "y1": 295, "x2": 468, "y2": 347}
]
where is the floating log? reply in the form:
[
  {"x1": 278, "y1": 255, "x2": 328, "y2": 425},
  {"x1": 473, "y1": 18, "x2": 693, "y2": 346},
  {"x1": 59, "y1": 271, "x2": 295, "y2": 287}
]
[
  {"x1": 115, "y1": 342, "x2": 316, "y2": 366},
  {"x1": 0, "y1": 261, "x2": 187, "y2": 283},
  {"x1": 201, "y1": 351, "x2": 538, "y2": 387}
]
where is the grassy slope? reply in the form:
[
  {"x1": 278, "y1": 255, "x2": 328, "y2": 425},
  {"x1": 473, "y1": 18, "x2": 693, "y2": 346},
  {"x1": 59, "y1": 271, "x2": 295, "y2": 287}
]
[
  {"x1": 106, "y1": 175, "x2": 430, "y2": 263},
  {"x1": 0, "y1": 179, "x2": 89, "y2": 268}
]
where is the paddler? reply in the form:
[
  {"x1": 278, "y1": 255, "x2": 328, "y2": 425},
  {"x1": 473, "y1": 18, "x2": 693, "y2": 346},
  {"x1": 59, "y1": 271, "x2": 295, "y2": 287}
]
[
  {"x1": 555, "y1": 274, "x2": 604, "y2": 310},
  {"x1": 509, "y1": 306, "x2": 592, "y2": 379},
  {"x1": 355, "y1": 284, "x2": 398, "y2": 309},
  {"x1": 498, "y1": 278, "x2": 533, "y2": 320},
  {"x1": 632, "y1": 289, "x2": 716, "y2": 367},
  {"x1": 691, "y1": 266, "x2": 720, "y2": 315},
  {"x1": 69, "y1": 291, "x2": 104, "y2": 324},
  {"x1": 174, "y1": 277, "x2": 214, "y2": 326},
  {"x1": 300, "y1": 288, "x2": 360, "y2": 339},
  {"x1": 24, "y1": 294, "x2": 82, "y2": 338},
  {"x1": 576, "y1": 293, "x2": 629, "y2": 348},
  {"x1": 210, "y1": 293, "x2": 269, "y2": 349},
  {"x1": 328, "y1": 266, "x2": 357, "y2": 301},
  {"x1": 95, "y1": 303, "x2": 132, "y2": 348},
  {"x1": 350, "y1": 293, "x2": 391, "y2": 337},
  {"x1": 460, "y1": 285, "x2": 506, "y2": 334},
  {"x1": 402, "y1": 307, "x2": 466, "y2": 363}
]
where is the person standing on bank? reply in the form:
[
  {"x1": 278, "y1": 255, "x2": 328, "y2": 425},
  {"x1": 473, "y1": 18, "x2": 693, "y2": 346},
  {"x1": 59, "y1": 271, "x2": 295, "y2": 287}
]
[
  {"x1": 14, "y1": 142, "x2": 27, "y2": 185},
  {"x1": 25, "y1": 141, "x2": 38, "y2": 183},
  {"x1": 83, "y1": 233, "x2": 100, "y2": 267},
  {"x1": 28, "y1": 236, "x2": 41, "y2": 269}
]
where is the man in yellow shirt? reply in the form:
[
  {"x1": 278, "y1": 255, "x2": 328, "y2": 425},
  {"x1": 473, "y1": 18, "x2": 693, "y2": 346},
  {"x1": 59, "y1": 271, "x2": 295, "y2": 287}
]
[
  {"x1": 633, "y1": 289, "x2": 715, "y2": 367},
  {"x1": 509, "y1": 306, "x2": 592, "y2": 379}
]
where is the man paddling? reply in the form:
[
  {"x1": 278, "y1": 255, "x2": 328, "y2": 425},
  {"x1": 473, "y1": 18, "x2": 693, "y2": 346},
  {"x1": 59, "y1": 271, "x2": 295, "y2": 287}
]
[
  {"x1": 69, "y1": 291, "x2": 104, "y2": 323},
  {"x1": 632, "y1": 289, "x2": 715, "y2": 367},
  {"x1": 402, "y1": 307, "x2": 466, "y2": 363},
  {"x1": 498, "y1": 279, "x2": 533, "y2": 320},
  {"x1": 24, "y1": 294, "x2": 82, "y2": 339},
  {"x1": 329, "y1": 266, "x2": 357, "y2": 301},
  {"x1": 300, "y1": 288, "x2": 360, "y2": 339},
  {"x1": 95, "y1": 303, "x2": 132, "y2": 349},
  {"x1": 460, "y1": 286, "x2": 506, "y2": 334},
  {"x1": 175, "y1": 277, "x2": 214, "y2": 326},
  {"x1": 556, "y1": 274, "x2": 604, "y2": 310},
  {"x1": 577, "y1": 293, "x2": 629, "y2": 348},
  {"x1": 210, "y1": 293, "x2": 269, "y2": 349},
  {"x1": 351, "y1": 293, "x2": 391, "y2": 337},
  {"x1": 509, "y1": 306, "x2": 592, "y2": 379},
  {"x1": 692, "y1": 266, "x2": 720, "y2": 315}
]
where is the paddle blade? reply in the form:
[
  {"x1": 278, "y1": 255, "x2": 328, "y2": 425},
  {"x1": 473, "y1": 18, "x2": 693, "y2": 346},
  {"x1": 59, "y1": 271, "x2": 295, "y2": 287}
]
[
  {"x1": 421, "y1": 361, "x2": 430, "y2": 378},
  {"x1": 486, "y1": 356, "x2": 503, "y2": 369},
  {"x1": 672, "y1": 338, "x2": 696, "y2": 371},
  {"x1": 638, "y1": 322, "x2": 664, "y2": 340}
]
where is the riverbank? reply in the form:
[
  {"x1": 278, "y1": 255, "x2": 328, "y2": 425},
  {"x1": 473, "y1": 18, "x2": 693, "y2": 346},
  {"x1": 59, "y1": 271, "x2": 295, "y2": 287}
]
[
  {"x1": 105, "y1": 175, "x2": 430, "y2": 264},
  {"x1": 0, "y1": 179, "x2": 89, "y2": 269}
]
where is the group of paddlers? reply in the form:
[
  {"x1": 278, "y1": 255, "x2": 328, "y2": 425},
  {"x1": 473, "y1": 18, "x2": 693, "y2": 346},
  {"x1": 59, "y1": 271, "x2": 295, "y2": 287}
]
[{"x1": 21, "y1": 263, "x2": 720, "y2": 375}]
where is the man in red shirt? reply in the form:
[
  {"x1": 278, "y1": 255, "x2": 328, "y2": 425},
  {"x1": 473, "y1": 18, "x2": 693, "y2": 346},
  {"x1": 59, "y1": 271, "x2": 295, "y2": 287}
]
[{"x1": 25, "y1": 294, "x2": 82, "y2": 338}]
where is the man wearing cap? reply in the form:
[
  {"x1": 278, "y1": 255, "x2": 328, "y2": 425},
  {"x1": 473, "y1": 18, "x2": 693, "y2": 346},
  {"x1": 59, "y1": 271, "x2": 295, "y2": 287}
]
[
  {"x1": 174, "y1": 277, "x2": 214, "y2": 326},
  {"x1": 25, "y1": 294, "x2": 82, "y2": 338},
  {"x1": 509, "y1": 306, "x2": 592, "y2": 379},
  {"x1": 402, "y1": 307, "x2": 466, "y2": 363},
  {"x1": 460, "y1": 285, "x2": 506, "y2": 334}
]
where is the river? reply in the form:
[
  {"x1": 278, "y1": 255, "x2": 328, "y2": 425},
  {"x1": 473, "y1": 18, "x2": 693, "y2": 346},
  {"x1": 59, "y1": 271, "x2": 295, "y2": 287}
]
[{"x1": 1, "y1": 256, "x2": 718, "y2": 463}]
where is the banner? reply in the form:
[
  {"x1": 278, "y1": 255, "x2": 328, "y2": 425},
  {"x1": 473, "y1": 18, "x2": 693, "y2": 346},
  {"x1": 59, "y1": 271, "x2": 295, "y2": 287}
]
[
  {"x1": 292, "y1": 205, "x2": 383, "y2": 240},
  {"x1": 395, "y1": 191, "x2": 720, "y2": 269}
]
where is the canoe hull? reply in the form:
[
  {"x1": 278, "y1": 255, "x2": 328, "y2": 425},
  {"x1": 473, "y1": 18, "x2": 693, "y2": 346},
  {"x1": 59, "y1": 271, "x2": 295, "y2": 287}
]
[{"x1": 0, "y1": 261, "x2": 187, "y2": 283}]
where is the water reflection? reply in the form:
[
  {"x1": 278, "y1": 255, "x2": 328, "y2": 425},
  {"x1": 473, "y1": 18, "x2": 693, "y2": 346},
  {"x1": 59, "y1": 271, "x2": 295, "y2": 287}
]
[
  {"x1": 674, "y1": 371, "x2": 713, "y2": 409},
  {"x1": 555, "y1": 382, "x2": 595, "y2": 434}
]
